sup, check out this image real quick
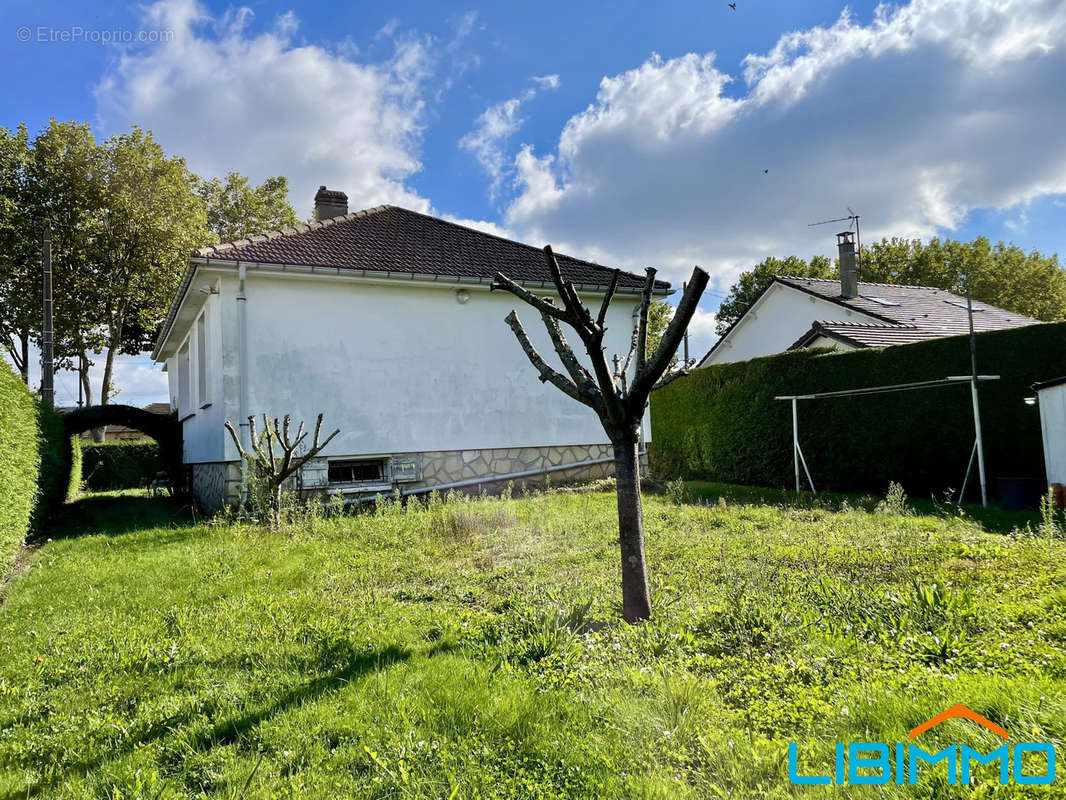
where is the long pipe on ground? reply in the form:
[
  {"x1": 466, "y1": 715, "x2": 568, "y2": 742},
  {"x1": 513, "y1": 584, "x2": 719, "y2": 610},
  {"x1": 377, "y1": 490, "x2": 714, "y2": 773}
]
[{"x1": 339, "y1": 452, "x2": 647, "y2": 506}]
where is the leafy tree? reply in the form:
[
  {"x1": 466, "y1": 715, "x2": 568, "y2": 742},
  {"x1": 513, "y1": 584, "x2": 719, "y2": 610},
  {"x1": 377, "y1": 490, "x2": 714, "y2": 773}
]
[
  {"x1": 23, "y1": 120, "x2": 107, "y2": 399},
  {"x1": 87, "y1": 127, "x2": 209, "y2": 416},
  {"x1": 196, "y1": 172, "x2": 298, "y2": 243},
  {"x1": 0, "y1": 124, "x2": 34, "y2": 382},
  {"x1": 715, "y1": 255, "x2": 833, "y2": 334},
  {"x1": 860, "y1": 236, "x2": 1066, "y2": 321}
]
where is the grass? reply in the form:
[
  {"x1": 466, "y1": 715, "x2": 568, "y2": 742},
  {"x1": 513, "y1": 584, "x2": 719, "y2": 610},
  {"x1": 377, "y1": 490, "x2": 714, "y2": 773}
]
[{"x1": 1, "y1": 485, "x2": 1064, "y2": 797}]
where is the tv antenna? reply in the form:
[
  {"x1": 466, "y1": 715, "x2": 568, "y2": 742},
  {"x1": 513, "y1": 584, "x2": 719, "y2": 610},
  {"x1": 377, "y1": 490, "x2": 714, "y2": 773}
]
[{"x1": 809, "y1": 208, "x2": 861, "y2": 278}]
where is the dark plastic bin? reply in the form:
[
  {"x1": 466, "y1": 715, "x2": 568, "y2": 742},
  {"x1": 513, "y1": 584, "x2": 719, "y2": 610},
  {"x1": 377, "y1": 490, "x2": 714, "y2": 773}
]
[{"x1": 997, "y1": 477, "x2": 1047, "y2": 511}]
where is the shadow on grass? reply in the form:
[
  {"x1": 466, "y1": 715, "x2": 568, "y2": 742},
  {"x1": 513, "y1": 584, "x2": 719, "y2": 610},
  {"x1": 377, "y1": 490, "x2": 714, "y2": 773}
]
[
  {"x1": 682, "y1": 480, "x2": 1040, "y2": 535},
  {"x1": 31, "y1": 493, "x2": 197, "y2": 542},
  {"x1": 2, "y1": 641, "x2": 436, "y2": 800}
]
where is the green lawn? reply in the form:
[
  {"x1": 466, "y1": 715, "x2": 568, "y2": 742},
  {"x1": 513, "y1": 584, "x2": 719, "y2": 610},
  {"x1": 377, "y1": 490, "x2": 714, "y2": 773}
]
[{"x1": 1, "y1": 487, "x2": 1064, "y2": 798}]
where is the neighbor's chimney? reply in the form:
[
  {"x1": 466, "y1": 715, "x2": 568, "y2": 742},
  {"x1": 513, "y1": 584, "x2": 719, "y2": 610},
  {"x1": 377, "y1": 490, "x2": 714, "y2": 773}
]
[
  {"x1": 837, "y1": 230, "x2": 858, "y2": 299},
  {"x1": 314, "y1": 186, "x2": 348, "y2": 221}
]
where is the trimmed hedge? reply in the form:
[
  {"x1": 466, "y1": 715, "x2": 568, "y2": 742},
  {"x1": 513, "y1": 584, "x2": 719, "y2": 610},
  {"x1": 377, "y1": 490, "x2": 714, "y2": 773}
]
[
  {"x1": 650, "y1": 322, "x2": 1066, "y2": 499},
  {"x1": 82, "y1": 441, "x2": 161, "y2": 491},
  {"x1": 36, "y1": 405, "x2": 81, "y2": 524},
  {"x1": 0, "y1": 362, "x2": 80, "y2": 569},
  {"x1": 0, "y1": 361, "x2": 40, "y2": 568}
]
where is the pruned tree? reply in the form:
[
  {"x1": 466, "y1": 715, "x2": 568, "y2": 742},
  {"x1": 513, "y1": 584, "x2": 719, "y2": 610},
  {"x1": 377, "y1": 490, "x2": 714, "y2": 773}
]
[
  {"x1": 492, "y1": 247, "x2": 707, "y2": 622},
  {"x1": 224, "y1": 413, "x2": 339, "y2": 530}
]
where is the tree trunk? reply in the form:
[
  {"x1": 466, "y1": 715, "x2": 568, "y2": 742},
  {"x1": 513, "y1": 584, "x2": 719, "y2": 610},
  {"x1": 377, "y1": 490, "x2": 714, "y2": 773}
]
[
  {"x1": 19, "y1": 334, "x2": 28, "y2": 384},
  {"x1": 94, "y1": 343, "x2": 118, "y2": 443},
  {"x1": 271, "y1": 484, "x2": 284, "y2": 531},
  {"x1": 613, "y1": 432, "x2": 652, "y2": 622}
]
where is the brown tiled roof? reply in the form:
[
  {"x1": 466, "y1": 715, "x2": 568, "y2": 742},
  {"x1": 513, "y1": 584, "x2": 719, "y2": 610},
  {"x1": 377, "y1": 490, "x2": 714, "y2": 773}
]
[
  {"x1": 775, "y1": 276, "x2": 1040, "y2": 336},
  {"x1": 194, "y1": 205, "x2": 666, "y2": 291}
]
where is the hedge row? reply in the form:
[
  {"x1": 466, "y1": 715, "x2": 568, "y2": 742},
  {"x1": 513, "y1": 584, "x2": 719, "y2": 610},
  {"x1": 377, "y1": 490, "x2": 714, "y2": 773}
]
[
  {"x1": 81, "y1": 441, "x2": 161, "y2": 491},
  {"x1": 0, "y1": 361, "x2": 40, "y2": 568},
  {"x1": 0, "y1": 361, "x2": 81, "y2": 570},
  {"x1": 649, "y1": 322, "x2": 1066, "y2": 499}
]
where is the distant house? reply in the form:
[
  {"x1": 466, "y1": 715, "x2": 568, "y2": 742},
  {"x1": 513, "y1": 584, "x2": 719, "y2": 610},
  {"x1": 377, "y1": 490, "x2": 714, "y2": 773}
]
[
  {"x1": 699, "y1": 231, "x2": 1040, "y2": 367},
  {"x1": 152, "y1": 187, "x2": 669, "y2": 511}
]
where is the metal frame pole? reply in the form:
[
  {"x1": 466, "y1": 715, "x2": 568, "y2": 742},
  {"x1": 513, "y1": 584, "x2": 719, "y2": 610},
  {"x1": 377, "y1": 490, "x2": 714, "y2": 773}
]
[
  {"x1": 966, "y1": 290, "x2": 988, "y2": 508},
  {"x1": 792, "y1": 397, "x2": 800, "y2": 492},
  {"x1": 958, "y1": 438, "x2": 977, "y2": 504}
]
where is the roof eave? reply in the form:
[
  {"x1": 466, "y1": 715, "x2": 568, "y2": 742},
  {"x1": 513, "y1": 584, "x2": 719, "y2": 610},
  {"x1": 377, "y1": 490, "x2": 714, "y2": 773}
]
[{"x1": 153, "y1": 255, "x2": 669, "y2": 362}]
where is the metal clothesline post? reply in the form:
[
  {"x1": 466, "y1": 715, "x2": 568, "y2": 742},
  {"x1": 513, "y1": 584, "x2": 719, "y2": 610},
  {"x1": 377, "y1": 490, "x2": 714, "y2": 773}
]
[
  {"x1": 777, "y1": 374, "x2": 998, "y2": 503},
  {"x1": 790, "y1": 397, "x2": 816, "y2": 492}
]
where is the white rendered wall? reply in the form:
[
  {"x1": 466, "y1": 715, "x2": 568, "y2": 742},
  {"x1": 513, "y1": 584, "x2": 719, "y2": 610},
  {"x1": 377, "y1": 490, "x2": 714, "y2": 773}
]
[
  {"x1": 700, "y1": 284, "x2": 879, "y2": 366},
  {"x1": 166, "y1": 268, "x2": 651, "y2": 463},
  {"x1": 1037, "y1": 383, "x2": 1066, "y2": 485},
  {"x1": 166, "y1": 285, "x2": 227, "y2": 464}
]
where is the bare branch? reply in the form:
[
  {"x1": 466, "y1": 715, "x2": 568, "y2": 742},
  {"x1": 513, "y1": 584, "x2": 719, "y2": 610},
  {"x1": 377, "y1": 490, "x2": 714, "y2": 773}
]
[
  {"x1": 504, "y1": 310, "x2": 594, "y2": 407},
  {"x1": 310, "y1": 413, "x2": 340, "y2": 452},
  {"x1": 491, "y1": 272, "x2": 569, "y2": 322},
  {"x1": 541, "y1": 311, "x2": 597, "y2": 396},
  {"x1": 617, "y1": 312, "x2": 640, "y2": 390},
  {"x1": 224, "y1": 420, "x2": 247, "y2": 461},
  {"x1": 630, "y1": 266, "x2": 709, "y2": 404},
  {"x1": 633, "y1": 268, "x2": 657, "y2": 373},
  {"x1": 543, "y1": 246, "x2": 594, "y2": 331},
  {"x1": 596, "y1": 269, "x2": 621, "y2": 329}
]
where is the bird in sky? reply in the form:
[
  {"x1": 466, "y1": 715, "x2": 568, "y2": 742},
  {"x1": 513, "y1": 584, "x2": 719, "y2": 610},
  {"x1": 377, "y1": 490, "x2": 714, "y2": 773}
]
[
  {"x1": 729, "y1": 2, "x2": 737, "y2": 9},
  {"x1": 764, "y1": 169, "x2": 769, "y2": 174}
]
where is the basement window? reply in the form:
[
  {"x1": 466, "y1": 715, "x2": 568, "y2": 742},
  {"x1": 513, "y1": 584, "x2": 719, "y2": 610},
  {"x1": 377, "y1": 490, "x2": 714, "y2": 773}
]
[{"x1": 328, "y1": 458, "x2": 387, "y2": 484}]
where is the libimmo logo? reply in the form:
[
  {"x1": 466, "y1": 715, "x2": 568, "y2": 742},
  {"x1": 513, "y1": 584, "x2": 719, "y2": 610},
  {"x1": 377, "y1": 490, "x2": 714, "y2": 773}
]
[{"x1": 788, "y1": 704, "x2": 1056, "y2": 786}]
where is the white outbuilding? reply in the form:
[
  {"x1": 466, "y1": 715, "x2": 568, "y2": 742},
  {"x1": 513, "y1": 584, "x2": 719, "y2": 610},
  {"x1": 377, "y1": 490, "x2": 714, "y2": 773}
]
[{"x1": 1032, "y1": 377, "x2": 1066, "y2": 489}]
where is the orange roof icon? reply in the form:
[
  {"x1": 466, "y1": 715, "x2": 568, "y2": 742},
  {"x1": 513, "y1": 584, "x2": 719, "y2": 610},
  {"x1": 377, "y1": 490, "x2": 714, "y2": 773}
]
[{"x1": 909, "y1": 704, "x2": 1008, "y2": 740}]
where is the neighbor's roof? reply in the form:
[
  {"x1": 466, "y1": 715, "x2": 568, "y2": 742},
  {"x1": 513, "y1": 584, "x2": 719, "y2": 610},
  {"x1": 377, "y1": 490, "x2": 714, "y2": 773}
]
[
  {"x1": 193, "y1": 205, "x2": 666, "y2": 292},
  {"x1": 699, "y1": 274, "x2": 1042, "y2": 366},
  {"x1": 789, "y1": 320, "x2": 934, "y2": 350},
  {"x1": 775, "y1": 276, "x2": 1039, "y2": 336}
]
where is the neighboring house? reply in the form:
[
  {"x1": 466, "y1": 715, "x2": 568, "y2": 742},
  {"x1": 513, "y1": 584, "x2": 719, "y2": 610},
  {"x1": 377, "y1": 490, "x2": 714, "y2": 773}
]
[
  {"x1": 152, "y1": 187, "x2": 669, "y2": 511},
  {"x1": 699, "y1": 231, "x2": 1041, "y2": 367}
]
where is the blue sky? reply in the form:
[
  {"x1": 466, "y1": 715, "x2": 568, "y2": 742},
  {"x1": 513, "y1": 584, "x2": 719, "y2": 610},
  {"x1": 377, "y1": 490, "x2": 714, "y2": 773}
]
[{"x1": 4, "y1": 0, "x2": 1065, "y2": 405}]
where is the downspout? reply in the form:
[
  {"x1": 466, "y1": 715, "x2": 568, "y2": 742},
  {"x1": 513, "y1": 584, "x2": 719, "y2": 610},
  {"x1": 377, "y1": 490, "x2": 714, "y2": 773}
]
[{"x1": 237, "y1": 263, "x2": 250, "y2": 501}]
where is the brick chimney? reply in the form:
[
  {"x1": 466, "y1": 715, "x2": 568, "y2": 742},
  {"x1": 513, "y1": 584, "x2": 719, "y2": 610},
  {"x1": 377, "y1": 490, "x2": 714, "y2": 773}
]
[
  {"x1": 837, "y1": 231, "x2": 858, "y2": 299},
  {"x1": 314, "y1": 186, "x2": 348, "y2": 221}
]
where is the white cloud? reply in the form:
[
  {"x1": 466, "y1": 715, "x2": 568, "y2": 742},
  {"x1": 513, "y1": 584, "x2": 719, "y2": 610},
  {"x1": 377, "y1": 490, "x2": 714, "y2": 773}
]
[
  {"x1": 460, "y1": 75, "x2": 560, "y2": 198},
  {"x1": 504, "y1": 0, "x2": 1066, "y2": 292},
  {"x1": 16, "y1": 348, "x2": 169, "y2": 409},
  {"x1": 532, "y1": 74, "x2": 561, "y2": 90},
  {"x1": 95, "y1": 0, "x2": 435, "y2": 218},
  {"x1": 441, "y1": 214, "x2": 516, "y2": 239}
]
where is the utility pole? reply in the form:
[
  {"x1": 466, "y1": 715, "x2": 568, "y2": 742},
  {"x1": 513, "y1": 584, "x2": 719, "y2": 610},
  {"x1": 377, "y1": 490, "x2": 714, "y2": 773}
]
[
  {"x1": 967, "y1": 287, "x2": 988, "y2": 508},
  {"x1": 40, "y1": 224, "x2": 54, "y2": 409}
]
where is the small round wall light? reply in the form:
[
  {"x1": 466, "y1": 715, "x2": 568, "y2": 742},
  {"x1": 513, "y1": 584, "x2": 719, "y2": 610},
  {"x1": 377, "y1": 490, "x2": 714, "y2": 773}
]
[{"x1": 456, "y1": 289, "x2": 471, "y2": 304}]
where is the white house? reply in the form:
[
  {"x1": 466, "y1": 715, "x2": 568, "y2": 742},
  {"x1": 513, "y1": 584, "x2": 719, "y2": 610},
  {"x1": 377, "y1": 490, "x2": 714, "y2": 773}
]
[
  {"x1": 700, "y1": 231, "x2": 1040, "y2": 367},
  {"x1": 152, "y1": 188, "x2": 669, "y2": 511}
]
